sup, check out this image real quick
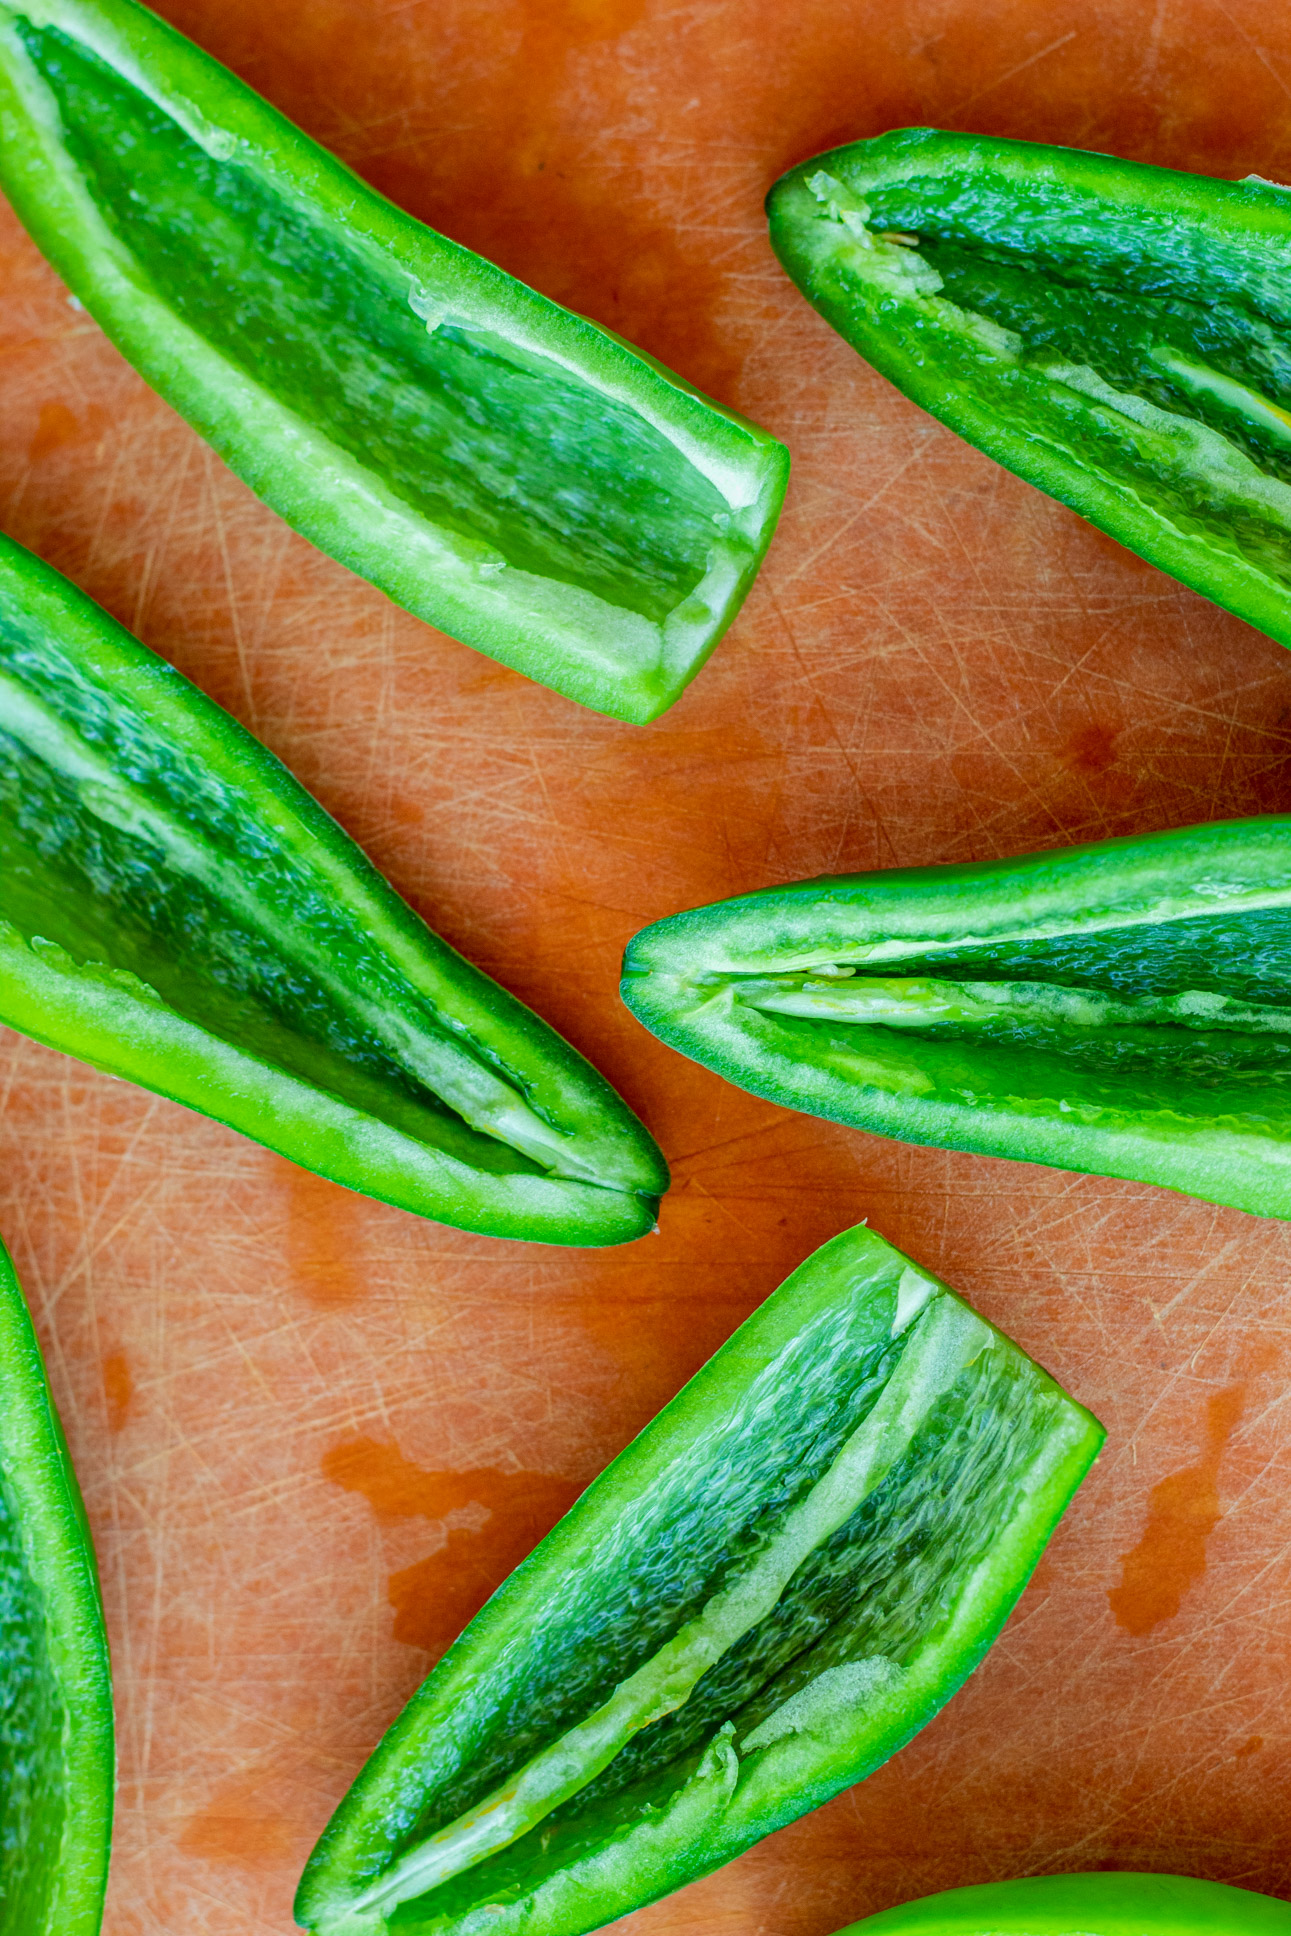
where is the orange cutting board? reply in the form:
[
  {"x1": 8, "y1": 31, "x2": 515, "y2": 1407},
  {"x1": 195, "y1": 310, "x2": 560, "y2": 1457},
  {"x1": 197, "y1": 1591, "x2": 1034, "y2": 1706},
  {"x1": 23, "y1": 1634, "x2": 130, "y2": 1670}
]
[{"x1": 2, "y1": 0, "x2": 1289, "y2": 1929}]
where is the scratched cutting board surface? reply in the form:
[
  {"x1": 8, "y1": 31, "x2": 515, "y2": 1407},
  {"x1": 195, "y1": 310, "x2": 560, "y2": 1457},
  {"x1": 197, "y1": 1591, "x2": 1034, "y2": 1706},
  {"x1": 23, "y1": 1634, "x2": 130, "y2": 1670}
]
[{"x1": 1, "y1": 0, "x2": 1290, "y2": 1929}]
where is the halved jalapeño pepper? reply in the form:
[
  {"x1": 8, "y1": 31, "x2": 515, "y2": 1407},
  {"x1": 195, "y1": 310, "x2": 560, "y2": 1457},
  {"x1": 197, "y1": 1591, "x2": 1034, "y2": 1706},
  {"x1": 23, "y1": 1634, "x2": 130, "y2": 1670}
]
[
  {"x1": 621, "y1": 818, "x2": 1291, "y2": 1219},
  {"x1": 0, "y1": 0, "x2": 788, "y2": 724},
  {"x1": 0, "y1": 1232, "x2": 113, "y2": 1936},
  {"x1": 768, "y1": 129, "x2": 1291, "y2": 650},
  {"x1": 294, "y1": 1222, "x2": 1102, "y2": 1936},
  {"x1": 834, "y1": 1874, "x2": 1291, "y2": 1936},
  {"x1": 0, "y1": 533, "x2": 667, "y2": 1245}
]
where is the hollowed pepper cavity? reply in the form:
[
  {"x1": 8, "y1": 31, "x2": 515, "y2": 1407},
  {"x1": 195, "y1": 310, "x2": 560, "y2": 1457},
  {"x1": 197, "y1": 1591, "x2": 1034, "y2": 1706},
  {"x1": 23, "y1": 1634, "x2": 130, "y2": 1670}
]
[
  {"x1": 622, "y1": 816, "x2": 1291, "y2": 1218},
  {"x1": 0, "y1": 0, "x2": 789, "y2": 722},
  {"x1": 295, "y1": 1222, "x2": 1101, "y2": 1936},
  {"x1": 769, "y1": 129, "x2": 1291, "y2": 651},
  {"x1": 0, "y1": 531, "x2": 668, "y2": 1245}
]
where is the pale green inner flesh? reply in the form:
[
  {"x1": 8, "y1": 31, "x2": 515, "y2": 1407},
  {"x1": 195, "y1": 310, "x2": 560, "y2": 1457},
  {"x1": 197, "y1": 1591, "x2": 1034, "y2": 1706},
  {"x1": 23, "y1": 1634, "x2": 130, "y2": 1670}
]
[
  {"x1": 719, "y1": 903, "x2": 1291, "y2": 1121},
  {"x1": 0, "y1": 1469, "x2": 63, "y2": 1928},
  {"x1": 17, "y1": 21, "x2": 733, "y2": 627},
  {"x1": 347, "y1": 1290, "x2": 1058, "y2": 1923},
  {"x1": 805, "y1": 165, "x2": 1291, "y2": 588},
  {"x1": 0, "y1": 598, "x2": 602, "y2": 1184}
]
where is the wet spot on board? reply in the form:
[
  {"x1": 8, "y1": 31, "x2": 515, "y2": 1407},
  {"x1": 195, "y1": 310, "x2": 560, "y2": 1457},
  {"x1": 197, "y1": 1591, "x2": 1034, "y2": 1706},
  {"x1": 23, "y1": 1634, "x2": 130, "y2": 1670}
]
[
  {"x1": 27, "y1": 399, "x2": 110, "y2": 462},
  {"x1": 280, "y1": 1159, "x2": 367, "y2": 1307},
  {"x1": 102, "y1": 1349, "x2": 134, "y2": 1434},
  {"x1": 1108, "y1": 1385, "x2": 1245, "y2": 1637},
  {"x1": 494, "y1": 0, "x2": 651, "y2": 184},
  {"x1": 323, "y1": 1436, "x2": 581, "y2": 1657},
  {"x1": 178, "y1": 1773, "x2": 297, "y2": 1865},
  {"x1": 1065, "y1": 721, "x2": 1119, "y2": 772}
]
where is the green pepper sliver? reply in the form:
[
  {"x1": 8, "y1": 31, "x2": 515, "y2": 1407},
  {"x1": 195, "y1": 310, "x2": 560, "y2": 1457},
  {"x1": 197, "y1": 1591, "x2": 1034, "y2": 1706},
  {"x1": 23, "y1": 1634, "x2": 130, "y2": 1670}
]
[
  {"x1": 833, "y1": 1873, "x2": 1291, "y2": 1936},
  {"x1": 622, "y1": 817, "x2": 1291, "y2": 1219},
  {"x1": 0, "y1": 0, "x2": 788, "y2": 726},
  {"x1": 294, "y1": 1220, "x2": 1102, "y2": 1936},
  {"x1": 0, "y1": 1232, "x2": 113, "y2": 1936},
  {"x1": 768, "y1": 128, "x2": 1291, "y2": 650},
  {"x1": 0, "y1": 531, "x2": 667, "y2": 1245}
]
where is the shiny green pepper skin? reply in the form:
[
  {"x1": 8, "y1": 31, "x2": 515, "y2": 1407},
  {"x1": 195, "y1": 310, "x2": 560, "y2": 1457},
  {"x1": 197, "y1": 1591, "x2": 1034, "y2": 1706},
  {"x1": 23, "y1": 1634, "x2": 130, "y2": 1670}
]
[
  {"x1": 0, "y1": 0, "x2": 788, "y2": 723},
  {"x1": 622, "y1": 817, "x2": 1291, "y2": 1219},
  {"x1": 0, "y1": 531, "x2": 667, "y2": 1244},
  {"x1": 0, "y1": 1233, "x2": 113, "y2": 1936},
  {"x1": 769, "y1": 129, "x2": 1291, "y2": 651},
  {"x1": 834, "y1": 1873, "x2": 1291, "y2": 1935},
  {"x1": 295, "y1": 1222, "x2": 1101, "y2": 1936}
]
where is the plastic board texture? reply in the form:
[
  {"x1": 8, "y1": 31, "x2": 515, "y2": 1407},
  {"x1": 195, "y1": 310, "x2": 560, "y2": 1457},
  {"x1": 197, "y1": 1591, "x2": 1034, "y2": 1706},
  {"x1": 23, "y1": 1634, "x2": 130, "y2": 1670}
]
[{"x1": 0, "y1": 0, "x2": 1288, "y2": 1932}]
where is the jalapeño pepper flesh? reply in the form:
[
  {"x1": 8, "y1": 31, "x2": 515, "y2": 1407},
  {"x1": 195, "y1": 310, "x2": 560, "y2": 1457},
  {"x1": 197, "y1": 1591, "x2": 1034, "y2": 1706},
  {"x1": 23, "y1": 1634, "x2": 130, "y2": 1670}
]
[
  {"x1": 0, "y1": 1232, "x2": 113, "y2": 1936},
  {"x1": 768, "y1": 129, "x2": 1291, "y2": 650},
  {"x1": 0, "y1": 0, "x2": 788, "y2": 724},
  {"x1": 835, "y1": 1873, "x2": 1291, "y2": 1936},
  {"x1": 0, "y1": 531, "x2": 667, "y2": 1245},
  {"x1": 294, "y1": 1221, "x2": 1102, "y2": 1936},
  {"x1": 621, "y1": 817, "x2": 1291, "y2": 1219}
]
